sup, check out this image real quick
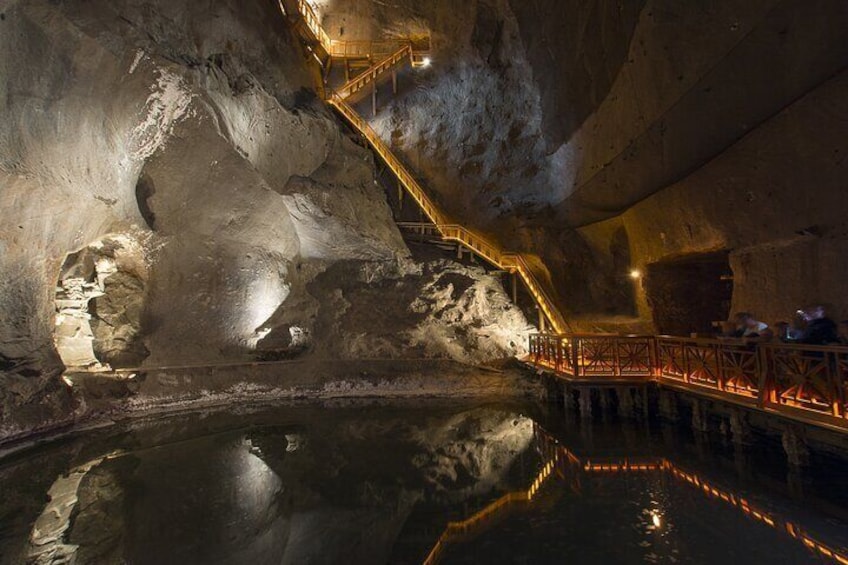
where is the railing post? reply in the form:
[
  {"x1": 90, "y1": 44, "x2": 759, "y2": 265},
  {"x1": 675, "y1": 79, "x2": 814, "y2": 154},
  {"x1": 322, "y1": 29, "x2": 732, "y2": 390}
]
[
  {"x1": 757, "y1": 344, "x2": 772, "y2": 410},
  {"x1": 572, "y1": 336, "x2": 581, "y2": 378},
  {"x1": 613, "y1": 337, "x2": 621, "y2": 378},
  {"x1": 714, "y1": 341, "x2": 725, "y2": 391},
  {"x1": 828, "y1": 350, "x2": 843, "y2": 418},
  {"x1": 554, "y1": 336, "x2": 562, "y2": 372},
  {"x1": 651, "y1": 337, "x2": 659, "y2": 379},
  {"x1": 837, "y1": 350, "x2": 847, "y2": 419}
]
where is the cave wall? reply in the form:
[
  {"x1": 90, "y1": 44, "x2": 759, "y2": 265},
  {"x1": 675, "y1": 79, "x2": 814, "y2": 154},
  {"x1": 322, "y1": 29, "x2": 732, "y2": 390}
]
[
  {"x1": 318, "y1": 0, "x2": 848, "y2": 331},
  {"x1": 549, "y1": 0, "x2": 848, "y2": 226},
  {"x1": 0, "y1": 0, "x2": 535, "y2": 438},
  {"x1": 0, "y1": 0, "x2": 315, "y2": 374},
  {"x1": 577, "y1": 69, "x2": 848, "y2": 330}
]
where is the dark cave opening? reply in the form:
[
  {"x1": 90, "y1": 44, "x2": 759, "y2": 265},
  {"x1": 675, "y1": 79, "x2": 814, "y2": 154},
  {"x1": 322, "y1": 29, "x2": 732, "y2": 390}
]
[{"x1": 645, "y1": 251, "x2": 733, "y2": 336}]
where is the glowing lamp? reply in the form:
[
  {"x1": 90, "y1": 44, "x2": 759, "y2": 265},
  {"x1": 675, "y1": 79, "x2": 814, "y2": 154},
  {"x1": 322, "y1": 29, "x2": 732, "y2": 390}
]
[{"x1": 629, "y1": 269, "x2": 642, "y2": 279}]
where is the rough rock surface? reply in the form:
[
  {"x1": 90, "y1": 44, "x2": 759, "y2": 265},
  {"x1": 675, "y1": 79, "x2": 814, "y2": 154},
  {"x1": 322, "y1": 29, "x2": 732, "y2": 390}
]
[
  {"x1": 0, "y1": 0, "x2": 531, "y2": 440},
  {"x1": 319, "y1": 0, "x2": 848, "y2": 327}
]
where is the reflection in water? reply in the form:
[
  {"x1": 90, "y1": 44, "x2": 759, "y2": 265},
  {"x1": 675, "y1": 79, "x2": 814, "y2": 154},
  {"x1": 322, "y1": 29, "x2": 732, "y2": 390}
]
[
  {"x1": 6, "y1": 405, "x2": 536, "y2": 564},
  {"x1": 429, "y1": 425, "x2": 848, "y2": 564},
  {"x1": 423, "y1": 439, "x2": 563, "y2": 565},
  {"x1": 1, "y1": 403, "x2": 847, "y2": 564},
  {"x1": 27, "y1": 451, "x2": 124, "y2": 564}
]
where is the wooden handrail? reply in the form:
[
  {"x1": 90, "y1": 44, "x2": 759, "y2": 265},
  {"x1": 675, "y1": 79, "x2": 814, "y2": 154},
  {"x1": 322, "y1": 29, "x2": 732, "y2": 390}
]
[
  {"x1": 328, "y1": 39, "x2": 430, "y2": 60},
  {"x1": 279, "y1": 0, "x2": 333, "y2": 54},
  {"x1": 284, "y1": 0, "x2": 570, "y2": 334},
  {"x1": 529, "y1": 333, "x2": 848, "y2": 432},
  {"x1": 336, "y1": 45, "x2": 412, "y2": 99}
]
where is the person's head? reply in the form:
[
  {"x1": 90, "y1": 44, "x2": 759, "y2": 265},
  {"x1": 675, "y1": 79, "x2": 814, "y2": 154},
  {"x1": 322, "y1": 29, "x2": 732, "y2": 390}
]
[
  {"x1": 798, "y1": 305, "x2": 825, "y2": 322},
  {"x1": 774, "y1": 321, "x2": 789, "y2": 336},
  {"x1": 838, "y1": 321, "x2": 848, "y2": 340},
  {"x1": 733, "y1": 312, "x2": 753, "y2": 329}
]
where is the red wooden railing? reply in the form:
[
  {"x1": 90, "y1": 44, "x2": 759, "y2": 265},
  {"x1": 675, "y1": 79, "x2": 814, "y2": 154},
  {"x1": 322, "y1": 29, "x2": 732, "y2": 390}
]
[
  {"x1": 657, "y1": 337, "x2": 761, "y2": 400},
  {"x1": 529, "y1": 333, "x2": 848, "y2": 431},
  {"x1": 529, "y1": 333, "x2": 655, "y2": 381}
]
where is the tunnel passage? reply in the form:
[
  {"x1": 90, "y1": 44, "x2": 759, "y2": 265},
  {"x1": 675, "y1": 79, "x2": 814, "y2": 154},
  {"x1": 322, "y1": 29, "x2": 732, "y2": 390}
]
[
  {"x1": 135, "y1": 173, "x2": 157, "y2": 230},
  {"x1": 644, "y1": 251, "x2": 733, "y2": 336},
  {"x1": 54, "y1": 235, "x2": 149, "y2": 370}
]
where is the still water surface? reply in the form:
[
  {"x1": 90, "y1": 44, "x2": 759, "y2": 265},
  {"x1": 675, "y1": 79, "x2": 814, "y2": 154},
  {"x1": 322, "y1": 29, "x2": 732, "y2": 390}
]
[{"x1": 1, "y1": 400, "x2": 847, "y2": 564}]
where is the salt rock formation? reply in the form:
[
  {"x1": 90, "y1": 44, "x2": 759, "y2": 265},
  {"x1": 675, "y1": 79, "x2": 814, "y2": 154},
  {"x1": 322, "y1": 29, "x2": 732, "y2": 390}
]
[
  {"x1": 319, "y1": 0, "x2": 848, "y2": 327},
  {"x1": 0, "y1": 0, "x2": 531, "y2": 439}
]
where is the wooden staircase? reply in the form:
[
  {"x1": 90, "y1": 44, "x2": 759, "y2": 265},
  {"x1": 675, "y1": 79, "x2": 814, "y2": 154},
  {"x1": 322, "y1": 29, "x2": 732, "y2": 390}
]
[
  {"x1": 335, "y1": 44, "x2": 417, "y2": 102},
  {"x1": 280, "y1": 1, "x2": 570, "y2": 334}
]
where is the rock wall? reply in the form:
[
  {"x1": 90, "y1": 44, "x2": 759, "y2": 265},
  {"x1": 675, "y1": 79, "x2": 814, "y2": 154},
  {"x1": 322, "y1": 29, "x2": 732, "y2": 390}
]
[
  {"x1": 318, "y1": 0, "x2": 848, "y2": 330},
  {"x1": 0, "y1": 0, "x2": 531, "y2": 439},
  {"x1": 578, "y1": 70, "x2": 848, "y2": 328}
]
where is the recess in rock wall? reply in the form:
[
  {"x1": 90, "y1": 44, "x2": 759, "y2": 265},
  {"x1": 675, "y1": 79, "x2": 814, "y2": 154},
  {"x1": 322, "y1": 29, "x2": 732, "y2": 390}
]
[
  {"x1": 135, "y1": 173, "x2": 157, "y2": 230},
  {"x1": 54, "y1": 235, "x2": 149, "y2": 370},
  {"x1": 644, "y1": 251, "x2": 733, "y2": 337}
]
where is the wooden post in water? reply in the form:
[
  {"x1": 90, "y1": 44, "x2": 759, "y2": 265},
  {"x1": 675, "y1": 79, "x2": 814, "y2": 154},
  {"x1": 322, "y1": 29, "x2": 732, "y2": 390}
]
[
  {"x1": 511, "y1": 272, "x2": 518, "y2": 304},
  {"x1": 392, "y1": 69, "x2": 397, "y2": 94},
  {"x1": 371, "y1": 80, "x2": 377, "y2": 117}
]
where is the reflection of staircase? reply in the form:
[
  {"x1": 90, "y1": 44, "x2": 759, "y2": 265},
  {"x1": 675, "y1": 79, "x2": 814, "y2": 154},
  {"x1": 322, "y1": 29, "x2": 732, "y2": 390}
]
[
  {"x1": 422, "y1": 451, "x2": 561, "y2": 565},
  {"x1": 279, "y1": 1, "x2": 569, "y2": 334}
]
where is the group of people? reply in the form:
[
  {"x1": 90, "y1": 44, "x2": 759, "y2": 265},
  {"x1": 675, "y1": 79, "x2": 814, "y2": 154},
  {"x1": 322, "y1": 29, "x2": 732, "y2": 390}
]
[{"x1": 721, "y1": 306, "x2": 848, "y2": 346}]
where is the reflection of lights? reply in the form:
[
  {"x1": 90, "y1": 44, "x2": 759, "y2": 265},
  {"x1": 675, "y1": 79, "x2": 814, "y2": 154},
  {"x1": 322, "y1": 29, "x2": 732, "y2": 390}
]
[
  {"x1": 532, "y1": 427, "x2": 848, "y2": 565},
  {"x1": 62, "y1": 375, "x2": 74, "y2": 387},
  {"x1": 424, "y1": 449, "x2": 561, "y2": 565},
  {"x1": 651, "y1": 512, "x2": 662, "y2": 529},
  {"x1": 234, "y1": 438, "x2": 282, "y2": 518}
]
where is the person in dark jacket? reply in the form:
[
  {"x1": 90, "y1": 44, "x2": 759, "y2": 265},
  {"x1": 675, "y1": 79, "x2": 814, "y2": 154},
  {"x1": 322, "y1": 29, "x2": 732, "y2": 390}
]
[
  {"x1": 797, "y1": 305, "x2": 838, "y2": 345},
  {"x1": 837, "y1": 320, "x2": 848, "y2": 345}
]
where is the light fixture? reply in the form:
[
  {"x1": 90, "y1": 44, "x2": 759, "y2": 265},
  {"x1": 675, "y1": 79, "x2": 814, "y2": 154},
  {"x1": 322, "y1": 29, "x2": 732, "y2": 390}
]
[
  {"x1": 651, "y1": 512, "x2": 662, "y2": 528},
  {"x1": 421, "y1": 57, "x2": 432, "y2": 68},
  {"x1": 629, "y1": 269, "x2": 642, "y2": 279}
]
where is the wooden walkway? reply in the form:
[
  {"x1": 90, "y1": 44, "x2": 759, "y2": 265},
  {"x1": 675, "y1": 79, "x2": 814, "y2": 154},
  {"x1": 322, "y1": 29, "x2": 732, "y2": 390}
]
[
  {"x1": 529, "y1": 333, "x2": 848, "y2": 433},
  {"x1": 278, "y1": 0, "x2": 569, "y2": 334},
  {"x1": 276, "y1": 1, "x2": 848, "y2": 438}
]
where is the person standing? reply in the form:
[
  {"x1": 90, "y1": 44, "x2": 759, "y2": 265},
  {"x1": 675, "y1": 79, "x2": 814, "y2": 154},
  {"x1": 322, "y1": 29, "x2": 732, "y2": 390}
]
[{"x1": 796, "y1": 305, "x2": 838, "y2": 345}]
